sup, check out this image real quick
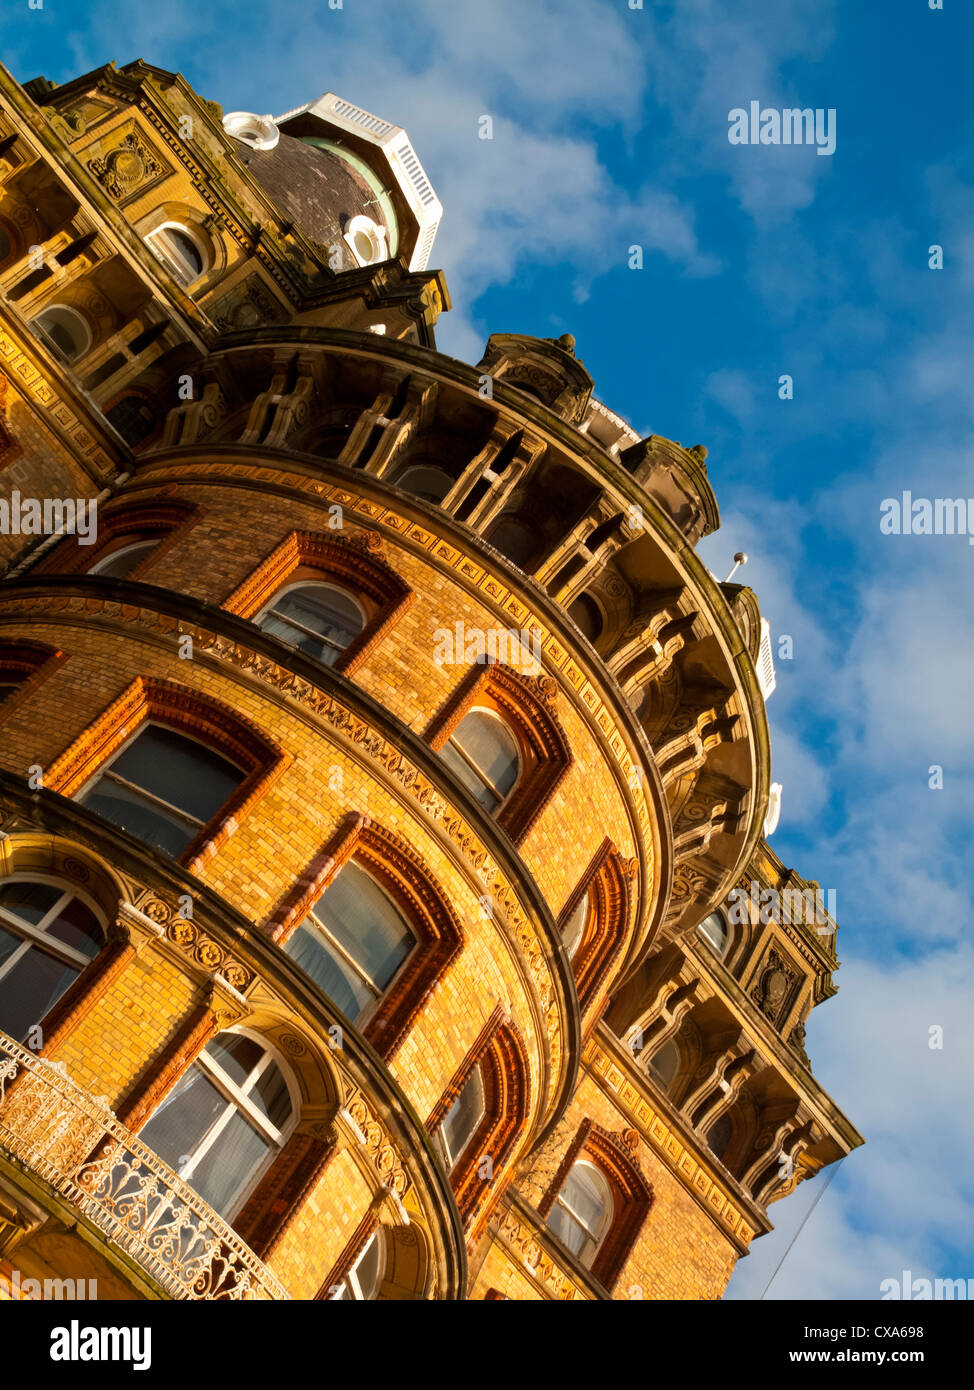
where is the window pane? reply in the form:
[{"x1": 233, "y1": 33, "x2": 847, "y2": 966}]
[
  {"x1": 140, "y1": 1066, "x2": 229, "y2": 1170},
  {"x1": 284, "y1": 922, "x2": 371, "y2": 1021},
  {"x1": 205, "y1": 1033, "x2": 264, "y2": 1090},
  {"x1": 260, "y1": 584, "x2": 364, "y2": 664},
  {"x1": 0, "y1": 881, "x2": 63, "y2": 926},
  {"x1": 547, "y1": 1201, "x2": 589, "y2": 1258},
  {"x1": 350, "y1": 1232, "x2": 381, "y2": 1299},
  {"x1": 440, "y1": 741, "x2": 500, "y2": 811},
  {"x1": 0, "y1": 924, "x2": 24, "y2": 969},
  {"x1": 90, "y1": 540, "x2": 157, "y2": 579},
  {"x1": 315, "y1": 864, "x2": 413, "y2": 992},
  {"x1": 248, "y1": 1058, "x2": 292, "y2": 1132},
  {"x1": 44, "y1": 897, "x2": 102, "y2": 959},
  {"x1": 185, "y1": 1108, "x2": 272, "y2": 1218},
  {"x1": 396, "y1": 465, "x2": 452, "y2": 502},
  {"x1": 81, "y1": 777, "x2": 196, "y2": 856},
  {"x1": 0, "y1": 946, "x2": 80, "y2": 1043},
  {"x1": 440, "y1": 1067, "x2": 484, "y2": 1168},
  {"x1": 698, "y1": 912, "x2": 728, "y2": 956},
  {"x1": 648, "y1": 1039, "x2": 679, "y2": 1090},
  {"x1": 563, "y1": 1163, "x2": 609, "y2": 1235},
  {"x1": 563, "y1": 891, "x2": 590, "y2": 958},
  {"x1": 108, "y1": 725, "x2": 244, "y2": 824},
  {"x1": 165, "y1": 229, "x2": 203, "y2": 276}
]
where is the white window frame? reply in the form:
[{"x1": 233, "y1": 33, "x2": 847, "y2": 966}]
[
  {"x1": 255, "y1": 579, "x2": 367, "y2": 661},
  {"x1": 330, "y1": 1229, "x2": 385, "y2": 1300},
  {"x1": 562, "y1": 888, "x2": 591, "y2": 961},
  {"x1": 0, "y1": 875, "x2": 106, "y2": 984},
  {"x1": 161, "y1": 1026, "x2": 299, "y2": 1221},
  {"x1": 444, "y1": 706, "x2": 520, "y2": 814},
  {"x1": 697, "y1": 910, "x2": 729, "y2": 959},
  {"x1": 549, "y1": 1158, "x2": 613, "y2": 1267},
  {"x1": 31, "y1": 304, "x2": 91, "y2": 364},
  {"x1": 145, "y1": 222, "x2": 209, "y2": 288}
]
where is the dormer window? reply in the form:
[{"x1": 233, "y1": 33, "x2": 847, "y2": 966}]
[
  {"x1": 344, "y1": 215, "x2": 388, "y2": 267},
  {"x1": 222, "y1": 112, "x2": 280, "y2": 150}
]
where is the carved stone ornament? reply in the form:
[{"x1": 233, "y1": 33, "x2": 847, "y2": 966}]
[{"x1": 87, "y1": 129, "x2": 166, "y2": 201}]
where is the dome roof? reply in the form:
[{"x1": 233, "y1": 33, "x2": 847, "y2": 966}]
[{"x1": 233, "y1": 131, "x2": 389, "y2": 265}]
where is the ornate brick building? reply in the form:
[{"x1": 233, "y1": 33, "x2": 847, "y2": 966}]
[{"x1": 0, "y1": 59, "x2": 860, "y2": 1301}]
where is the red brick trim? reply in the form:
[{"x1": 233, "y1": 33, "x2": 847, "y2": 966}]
[
  {"x1": 265, "y1": 816, "x2": 463, "y2": 1059},
  {"x1": 452, "y1": 1020, "x2": 531, "y2": 1228},
  {"x1": 315, "y1": 1209, "x2": 379, "y2": 1300},
  {"x1": 538, "y1": 1118, "x2": 593, "y2": 1220},
  {"x1": 32, "y1": 498, "x2": 198, "y2": 579},
  {"x1": 45, "y1": 676, "x2": 291, "y2": 870},
  {"x1": 221, "y1": 528, "x2": 415, "y2": 677},
  {"x1": 424, "y1": 664, "x2": 572, "y2": 844},
  {"x1": 585, "y1": 1126, "x2": 653, "y2": 1292},
  {"x1": 540, "y1": 1119, "x2": 652, "y2": 1291},
  {"x1": 0, "y1": 638, "x2": 66, "y2": 723},
  {"x1": 264, "y1": 812, "x2": 367, "y2": 945},
  {"x1": 426, "y1": 1004, "x2": 508, "y2": 1130},
  {"x1": 116, "y1": 998, "x2": 218, "y2": 1132},
  {"x1": 234, "y1": 1130, "x2": 337, "y2": 1260},
  {"x1": 559, "y1": 839, "x2": 635, "y2": 1015}
]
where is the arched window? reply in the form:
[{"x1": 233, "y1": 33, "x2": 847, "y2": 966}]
[
  {"x1": 139, "y1": 1031, "x2": 295, "y2": 1221},
  {"x1": 394, "y1": 464, "x2": 453, "y2": 504},
  {"x1": 255, "y1": 581, "x2": 366, "y2": 667},
  {"x1": 332, "y1": 1229, "x2": 383, "y2": 1300},
  {"x1": 567, "y1": 592, "x2": 603, "y2": 644},
  {"x1": 546, "y1": 1159, "x2": 613, "y2": 1266},
  {"x1": 145, "y1": 223, "x2": 207, "y2": 287},
  {"x1": 31, "y1": 305, "x2": 90, "y2": 363},
  {"x1": 562, "y1": 888, "x2": 590, "y2": 960},
  {"x1": 646, "y1": 1037, "x2": 679, "y2": 1092},
  {"x1": 426, "y1": 664, "x2": 572, "y2": 844},
  {"x1": 0, "y1": 879, "x2": 103, "y2": 1043},
  {"x1": 78, "y1": 722, "x2": 246, "y2": 856},
  {"x1": 283, "y1": 860, "x2": 416, "y2": 1026},
  {"x1": 88, "y1": 538, "x2": 159, "y2": 580},
  {"x1": 488, "y1": 517, "x2": 541, "y2": 570},
  {"x1": 697, "y1": 910, "x2": 729, "y2": 959},
  {"x1": 223, "y1": 530, "x2": 414, "y2": 680},
  {"x1": 706, "y1": 1112, "x2": 733, "y2": 1162},
  {"x1": 436, "y1": 1065, "x2": 486, "y2": 1171},
  {"x1": 440, "y1": 707, "x2": 520, "y2": 813}
]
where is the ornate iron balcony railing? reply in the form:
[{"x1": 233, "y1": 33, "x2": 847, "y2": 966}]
[{"x1": 0, "y1": 1032, "x2": 289, "y2": 1300}]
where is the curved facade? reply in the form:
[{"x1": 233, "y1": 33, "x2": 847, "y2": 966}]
[{"x1": 0, "y1": 59, "x2": 860, "y2": 1301}]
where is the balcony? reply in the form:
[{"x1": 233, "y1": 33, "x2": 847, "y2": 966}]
[{"x1": 0, "y1": 1032, "x2": 289, "y2": 1300}]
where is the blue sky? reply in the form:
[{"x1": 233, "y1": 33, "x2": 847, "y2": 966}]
[{"x1": 7, "y1": 0, "x2": 973, "y2": 1299}]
